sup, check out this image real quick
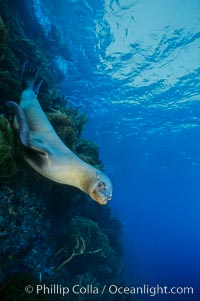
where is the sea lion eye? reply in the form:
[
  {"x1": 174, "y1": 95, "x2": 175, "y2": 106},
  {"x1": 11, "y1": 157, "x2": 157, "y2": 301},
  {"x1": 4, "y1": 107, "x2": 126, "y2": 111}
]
[{"x1": 98, "y1": 181, "x2": 105, "y2": 188}]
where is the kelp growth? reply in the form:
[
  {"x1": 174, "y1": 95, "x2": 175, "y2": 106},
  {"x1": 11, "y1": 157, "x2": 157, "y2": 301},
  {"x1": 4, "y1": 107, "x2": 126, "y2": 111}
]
[
  {"x1": 0, "y1": 115, "x2": 17, "y2": 180},
  {"x1": 0, "y1": 16, "x2": 8, "y2": 62}
]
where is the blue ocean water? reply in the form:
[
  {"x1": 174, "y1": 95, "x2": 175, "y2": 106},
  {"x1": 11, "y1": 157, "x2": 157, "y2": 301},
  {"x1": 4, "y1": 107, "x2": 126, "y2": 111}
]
[{"x1": 33, "y1": 0, "x2": 200, "y2": 299}]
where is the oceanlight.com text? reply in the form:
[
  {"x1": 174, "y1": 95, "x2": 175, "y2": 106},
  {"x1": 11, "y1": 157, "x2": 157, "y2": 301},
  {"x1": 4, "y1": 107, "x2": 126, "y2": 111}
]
[
  {"x1": 24, "y1": 283, "x2": 194, "y2": 297},
  {"x1": 108, "y1": 284, "x2": 194, "y2": 297}
]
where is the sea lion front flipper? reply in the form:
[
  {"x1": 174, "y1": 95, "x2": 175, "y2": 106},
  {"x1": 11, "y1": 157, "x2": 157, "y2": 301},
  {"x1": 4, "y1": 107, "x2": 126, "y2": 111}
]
[
  {"x1": 24, "y1": 135, "x2": 50, "y2": 167},
  {"x1": 29, "y1": 134, "x2": 50, "y2": 159},
  {"x1": 6, "y1": 101, "x2": 30, "y2": 147}
]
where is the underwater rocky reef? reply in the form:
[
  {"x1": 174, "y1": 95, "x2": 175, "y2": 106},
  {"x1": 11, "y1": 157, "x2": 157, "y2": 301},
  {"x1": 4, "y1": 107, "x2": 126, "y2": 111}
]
[{"x1": 0, "y1": 0, "x2": 130, "y2": 300}]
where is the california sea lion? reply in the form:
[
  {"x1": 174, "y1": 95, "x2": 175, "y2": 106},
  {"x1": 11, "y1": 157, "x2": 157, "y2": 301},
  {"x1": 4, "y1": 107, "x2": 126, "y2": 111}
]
[{"x1": 7, "y1": 63, "x2": 112, "y2": 205}]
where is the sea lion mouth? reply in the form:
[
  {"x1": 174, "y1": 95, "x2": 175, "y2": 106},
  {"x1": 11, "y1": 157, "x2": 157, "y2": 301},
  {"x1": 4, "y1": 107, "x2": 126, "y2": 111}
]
[
  {"x1": 93, "y1": 193, "x2": 112, "y2": 205},
  {"x1": 100, "y1": 198, "x2": 108, "y2": 205}
]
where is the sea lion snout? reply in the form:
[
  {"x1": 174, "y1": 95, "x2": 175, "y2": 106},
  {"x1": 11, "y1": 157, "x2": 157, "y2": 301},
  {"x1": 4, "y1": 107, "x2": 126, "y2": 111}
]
[{"x1": 89, "y1": 171, "x2": 113, "y2": 205}]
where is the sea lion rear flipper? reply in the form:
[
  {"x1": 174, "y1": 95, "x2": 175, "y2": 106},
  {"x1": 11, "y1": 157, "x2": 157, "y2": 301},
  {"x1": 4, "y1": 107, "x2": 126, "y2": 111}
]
[
  {"x1": 34, "y1": 79, "x2": 43, "y2": 96},
  {"x1": 21, "y1": 61, "x2": 42, "y2": 94},
  {"x1": 6, "y1": 101, "x2": 30, "y2": 147}
]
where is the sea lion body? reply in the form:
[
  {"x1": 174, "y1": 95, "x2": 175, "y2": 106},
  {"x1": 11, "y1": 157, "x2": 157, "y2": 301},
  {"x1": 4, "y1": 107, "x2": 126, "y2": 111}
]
[{"x1": 8, "y1": 63, "x2": 112, "y2": 204}]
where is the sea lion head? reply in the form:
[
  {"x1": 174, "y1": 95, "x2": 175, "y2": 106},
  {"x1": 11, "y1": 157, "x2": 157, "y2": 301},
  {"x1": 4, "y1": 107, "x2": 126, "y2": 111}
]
[{"x1": 89, "y1": 170, "x2": 113, "y2": 205}]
